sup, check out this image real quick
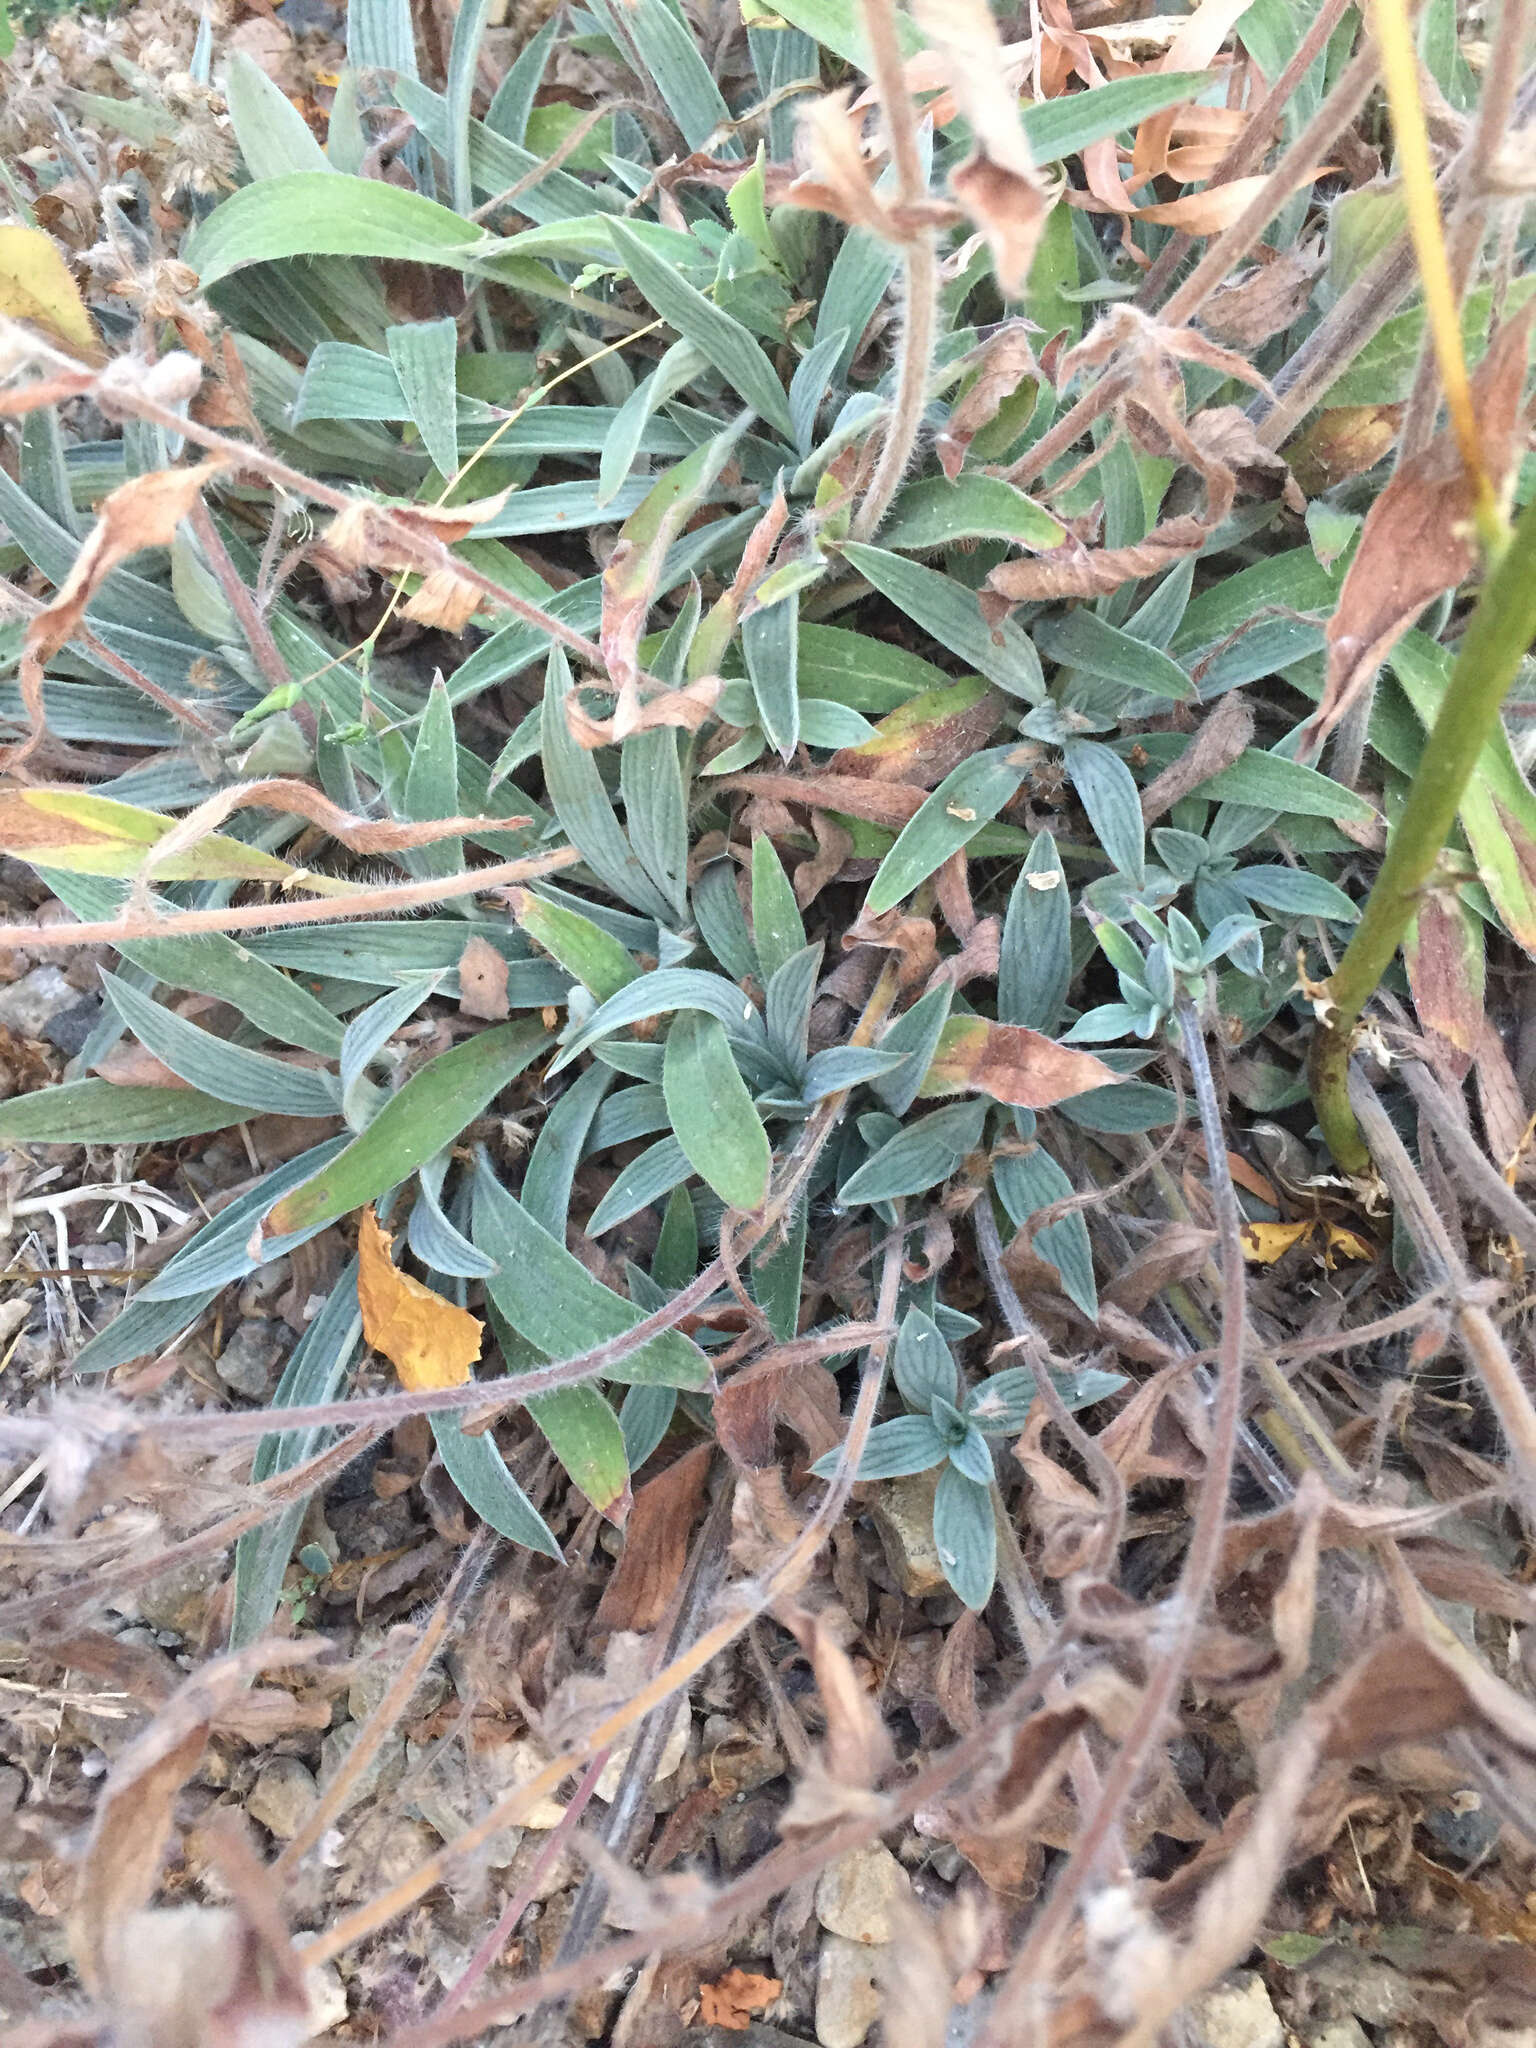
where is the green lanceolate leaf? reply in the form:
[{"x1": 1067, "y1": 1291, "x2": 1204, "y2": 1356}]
[
  {"x1": 880, "y1": 474, "x2": 1065, "y2": 554},
  {"x1": 514, "y1": 889, "x2": 640, "y2": 1001},
  {"x1": 932, "y1": 1464, "x2": 996, "y2": 1610},
  {"x1": 811, "y1": 1412, "x2": 946, "y2": 1481},
  {"x1": 266, "y1": 1018, "x2": 551, "y2": 1236},
  {"x1": 102, "y1": 974, "x2": 340, "y2": 1118},
  {"x1": 663, "y1": 1009, "x2": 771, "y2": 1211},
  {"x1": 743, "y1": 586, "x2": 800, "y2": 759},
  {"x1": 839, "y1": 1098, "x2": 988, "y2": 1206},
  {"x1": 472, "y1": 1155, "x2": 709, "y2": 1386},
  {"x1": 483, "y1": 1296, "x2": 630, "y2": 1515},
  {"x1": 1037, "y1": 608, "x2": 1194, "y2": 703},
  {"x1": 866, "y1": 749, "x2": 1028, "y2": 914},
  {"x1": 0, "y1": 1078, "x2": 248, "y2": 1145},
  {"x1": 843, "y1": 544, "x2": 1044, "y2": 702},
  {"x1": 1063, "y1": 740, "x2": 1145, "y2": 887},
  {"x1": 751, "y1": 833, "x2": 807, "y2": 983},
  {"x1": 1000, "y1": 833, "x2": 1071, "y2": 1035},
  {"x1": 607, "y1": 220, "x2": 794, "y2": 439},
  {"x1": 892, "y1": 1308, "x2": 959, "y2": 1409}
]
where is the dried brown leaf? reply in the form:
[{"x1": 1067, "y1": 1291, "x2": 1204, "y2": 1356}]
[
  {"x1": 917, "y1": 1016, "x2": 1120, "y2": 1107},
  {"x1": 457, "y1": 933, "x2": 510, "y2": 1021},
  {"x1": 402, "y1": 567, "x2": 483, "y2": 633},
  {"x1": 324, "y1": 489, "x2": 509, "y2": 571},
  {"x1": 1200, "y1": 241, "x2": 1324, "y2": 348},
  {"x1": 935, "y1": 324, "x2": 1041, "y2": 479},
  {"x1": 830, "y1": 681, "x2": 1007, "y2": 789},
  {"x1": 69, "y1": 1640, "x2": 327, "y2": 1997},
  {"x1": 716, "y1": 769, "x2": 928, "y2": 832},
  {"x1": 984, "y1": 514, "x2": 1220, "y2": 606},
  {"x1": 595, "y1": 1442, "x2": 713, "y2": 1632},
  {"x1": 10, "y1": 460, "x2": 225, "y2": 770},
  {"x1": 1137, "y1": 691, "x2": 1254, "y2": 824},
  {"x1": 697, "y1": 1966, "x2": 782, "y2": 2030},
  {"x1": 1308, "y1": 305, "x2": 1535, "y2": 747}
]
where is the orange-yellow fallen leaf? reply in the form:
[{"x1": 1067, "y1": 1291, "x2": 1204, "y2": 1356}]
[
  {"x1": 1323, "y1": 1224, "x2": 1375, "y2": 1266},
  {"x1": 357, "y1": 1205, "x2": 482, "y2": 1391},
  {"x1": 1241, "y1": 1219, "x2": 1373, "y2": 1266},
  {"x1": 697, "y1": 1967, "x2": 782, "y2": 2031},
  {"x1": 1240, "y1": 1220, "x2": 1312, "y2": 1264}
]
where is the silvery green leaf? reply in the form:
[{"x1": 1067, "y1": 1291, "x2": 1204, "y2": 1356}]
[
  {"x1": 751, "y1": 834, "x2": 807, "y2": 981},
  {"x1": 892, "y1": 1308, "x2": 958, "y2": 1410},
  {"x1": 744, "y1": 587, "x2": 800, "y2": 759},
  {"x1": 765, "y1": 942, "x2": 822, "y2": 1073},
  {"x1": 550, "y1": 966, "x2": 767, "y2": 1073},
  {"x1": 340, "y1": 973, "x2": 440, "y2": 1126},
  {"x1": 801, "y1": 1045, "x2": 907, "y2": 1101},
  {"x1": 789, "y1": 327, "x2": 847, "y2": 456},
  {"x1": 1064, "y1": 739, "x2": 1145, "y2": 887},
  {"x1": 620, "y1": 1382, "x2": 677, "y2": 1469},
  {"x1": 103, "y1": 974, "x2": 340, "y2": 1119},
  {"x1": 946, "y1": 1422, "x2": 995, "y2": 1486},
  {"x1": 1000, "y1": 833, "x2": 1070, "y2": 1035},
  {"x1": 992, "y1": 1143, "x2": 1097, "y2": 1320},
  {"x1": 692, "y1": 860, "x2": 758, "y2": 980},
  {"x1": 1233, "y1": 865, "x2": 1359, "y2": 922},
  {"x1": 586, "y1": 1135, "x2": 693, "y2": 1234},
  {"x1": 869, "y1": 982, "x2": 952, "y2": 1117},
  {"x1": 933, "y1": 1464, "x2": 996, "y2": 1610},
  {"x1": 810, "y1": 1413, "x2": 947, "y2": 1481},
  {"x1": 839, "y1": 1098, "x2": 988, "y2": 1206}
]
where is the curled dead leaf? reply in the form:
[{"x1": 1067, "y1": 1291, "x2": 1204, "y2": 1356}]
[
  {"x1": 1306, "y1": 304, "x2": 1535, "y2": 750},
  {"x1": 913, "y1": 0, "x2": 1052, "y2": 296},
  {"x1": 11, "y1": 460, "x2": 226, "y2": 770},
  {"x1": 324, "y1": 489, "x2": 510, "y2": 574}
]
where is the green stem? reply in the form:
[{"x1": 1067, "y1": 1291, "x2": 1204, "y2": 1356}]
[{"x1": 1310, "y1": 491, "x2": 1536, "y2": 1170}]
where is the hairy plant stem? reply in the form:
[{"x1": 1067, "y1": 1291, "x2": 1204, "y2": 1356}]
[
  {"x1": 1348, "y1": 1066, "x2": 1536, "y2": 1512},
  {"x1": 1398, "y1": 0, "x2": 1532, "y2": 458},
  {"x1": 1367, "y1": 0, "x2": 1501, "y2": 545},
  {"x1": 1309, "y1": 491, "x2": 1536, "y2": 1171},
  {"x1": 0, "y1": 845, "x2": 581, "y2": 950},
  {"x1": 850, "y1": 0, "x2": 937, "y2": 542},
  {"x1": 1137, "y1": 0, "x2": 1358, "y2": 309},
  {"x1": 981, "y1": 999, "x2": 1248, "y2": 2045},
  {"x1": 1158, "y1": 39, "x2": 1381, "y2": 331},
  {"x1": 851, "y1": 234, "x2": 937, "y2": 541}
]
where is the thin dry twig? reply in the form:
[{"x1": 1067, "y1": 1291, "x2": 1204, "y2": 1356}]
[
  {"x1": 979, "y1": 999, "x2": 1249, "y2": 2042},
  {"x1": 1348, "y1": 1063, "x2": 1536, "y2": 1513}
]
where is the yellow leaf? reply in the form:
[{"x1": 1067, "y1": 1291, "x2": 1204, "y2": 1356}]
[
  {"x1": 0, "y1": 224, "x2": 104, "y2": 362},
  {"x1": 1322, "y1": 1224, "x2": 1374, "y2": 1266},
  {"x1": 1240, "y1": 1220, "x2": 1314, "y2": 1265},
  {"x1": 357, "y1": 1205, "x2": 482, "y2": 1391}
]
